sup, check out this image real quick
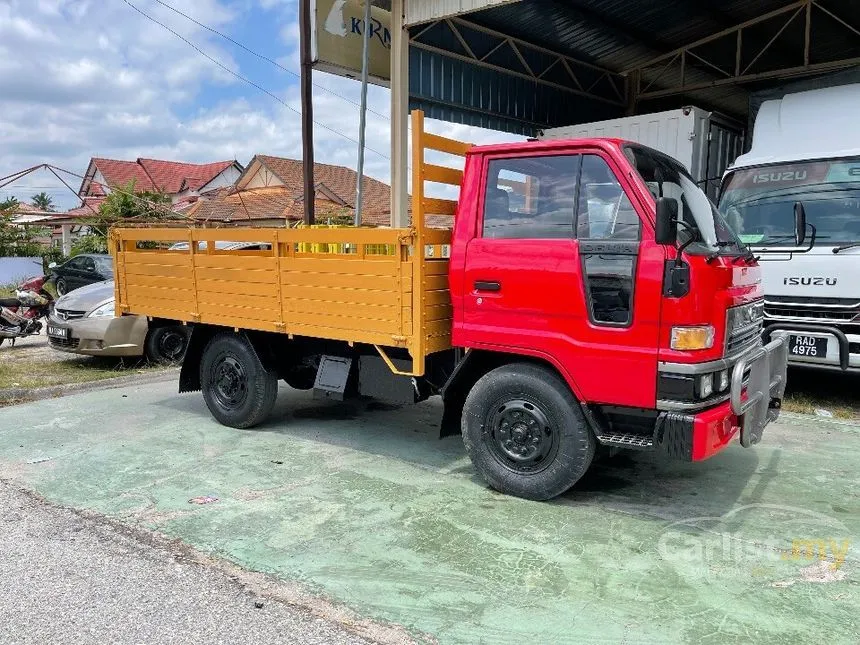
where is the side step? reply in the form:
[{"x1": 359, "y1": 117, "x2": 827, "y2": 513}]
[{"x1": 595, "y1": 432, "x2": 655, "y2": 450}]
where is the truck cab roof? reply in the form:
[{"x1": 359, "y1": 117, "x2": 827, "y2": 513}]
[
  {"x1": 469, "y1": 137, "x2": 630, "y2": 157},
  {"x1": 730, "y1": 83, "x2": 860, "y2": 170}
]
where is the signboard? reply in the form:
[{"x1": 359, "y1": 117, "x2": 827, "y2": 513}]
[{"x1": 312, "y1": 0, "x2": 392, "y2": 85}]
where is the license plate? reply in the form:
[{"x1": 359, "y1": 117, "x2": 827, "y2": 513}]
[
  {"x1": 47, "y1": 325, "x2": 69, "y2": 340},
  {"x1": 789, "y1": 334, "x2": 826, "y2": 357}
]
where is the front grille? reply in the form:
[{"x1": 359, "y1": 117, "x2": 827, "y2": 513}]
[
  {"x1": 54, "y1": 308, "x2": 87, "y2": 321},
  {"x1": 726, "y1": 301, "x2": 765, "y2": 355},
  {"x1": 764, "y1": 298, "x2": 860, "y2": 324},
  {"x1": 49, "y1": 337, "x2": 80, "y2": 349}
]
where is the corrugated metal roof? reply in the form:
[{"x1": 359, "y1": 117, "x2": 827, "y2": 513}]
[
  {"x1": 407, "y1": 0, "x2": 860, "y2": 134},
  {"x1": 405, "y1": 0, "x2": 518, "y2": 26}
]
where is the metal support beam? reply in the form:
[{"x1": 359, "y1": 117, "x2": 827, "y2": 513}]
[
  {"x1": 390, "y1": 0, "x2": 409, "y2": 228},
  {"x1": 625, "y1": 0, "x2": 860, "y2": 101},
  {"x1": 299, "y1": 0, "x2": 315, "y2": 225}
]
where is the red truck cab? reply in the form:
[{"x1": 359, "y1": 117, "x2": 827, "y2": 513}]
[{"x1": 443, "y1": 137, "x2": 788, "y2": 497}]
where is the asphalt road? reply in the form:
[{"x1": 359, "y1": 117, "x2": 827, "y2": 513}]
[{"x1": 0, "y1": 482, "x2": 377, "y2": 645}]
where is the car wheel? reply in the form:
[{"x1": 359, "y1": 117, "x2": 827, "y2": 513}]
[
  {"x1": 55, "y1": 277, "x2": 68, "y2": 296},
  {"x1": 145, "y1": 325, "x2": 190, "y2": 364},
  {"x1": 200, "y1": 332, "x2": 278, "y2": 429},
  {"x1": 462, "y1": 363, "x2": 595, "y2": 501}
]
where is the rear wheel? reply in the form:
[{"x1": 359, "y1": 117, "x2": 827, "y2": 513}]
[
  {"x1": 462, "y1": 363, "x2": 595, "y2": 501},
  {"x1": 145, "y1": 325, "x2": 190, "y2": 364},
  {"x1": 200, "y1": 332, "x2": 278, "y2": 429}
]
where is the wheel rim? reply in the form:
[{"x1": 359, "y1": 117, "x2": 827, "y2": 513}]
[
  {"x1": 157, "y1": 330, "x2": 186, "y2": 360},
  {"x1": 56, "y1": 279, "x2": 66, "y2": 295},
  {"x1": 486, "y1": 398, "x2": 559, "y2": 474},
  {"x1": 212, "y1": 356, "x2": 248, "y2": 409}
]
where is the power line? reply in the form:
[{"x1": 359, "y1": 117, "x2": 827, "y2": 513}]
[
  {"x1": 152, "y1": 0, "x2": 390, "y2": 122},
  {"x1": 120, "y1": 0, "x2": 391, "y2": 161}
]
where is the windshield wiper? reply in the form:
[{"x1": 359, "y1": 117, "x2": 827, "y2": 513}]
[{"x1": 832, "y1": 241, "x2": 860, "y2": 254}]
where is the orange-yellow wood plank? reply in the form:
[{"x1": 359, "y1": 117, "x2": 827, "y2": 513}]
[
  {"x1": 277, "y1": 228, "x2": 406, "y2": 244},
  {"x1": 122, "y1": 263, "x2": 194, "y2": 280},
  {"x1": 281, "y1": 256, "x2": 403, "y2": 277},
  {"x1": 423, "y1": 197, "x2": 458, "y2": 216},
  {"x1": 423, "y1": 274, "x2": 448, "y2": 291},
  {"x1": 195, "y1": 267, "x2": 278, "y2": 285},
  {"x1": 194, "y1": 254, "x2": 278, "y2": 271},
  {"x1": 281, "y1": 271, "x2": 411, "y2": 292},
  {"x1": 423, "y1": 289, "x2": 451, "y2": 306},
  {"x1": 198, "y1": 301, "x2": 281, "y2": 319},
  {"x1": 114, "y1": 228, "x2": 190, "y2": 242},
  {"x1": 197, "y1": 291, "x2": 281, "y2": 314},
  {"x1": 282, "y1": 310, "x2": 405, "y2": 336},
  {"x1": 426, "y1": 334, "x2": 453, "y2": 354},
  {"x1": 424, "y1": 163, "x2": 463, "y2": 186},
  {"x1": 423, "y1": 304, "x2": 453, "y2": 322},
  {"x1": 284, "y1": 298, "x2": 409, "y2": 324},
  {"x1": 196, "y1": 278, "x2": 279, "y2": 297},
  {"x1": 125, "y1": 284, "x2": 193, "y2": 304},
  {"x1": 122, "y1": 273, "x2": 193, "y2": 290},
  {"x1": 424, "y1": 260, "x2": 450, "y2": 276},
  {"x1": 285, "y1": 323, "x2": 408, "y2": 348},
  {"x1": 424, "y1": 319, "x2": 452, "y2": 337},
  {"x1": 284, "y1": 284, "x2": 404, "y2": 306},
  {"x1": 423, "y1": 131, "x2": 472, "y2": 156}
]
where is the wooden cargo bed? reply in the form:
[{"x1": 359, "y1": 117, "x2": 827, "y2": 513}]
[{"x1": 111, "y1": 110, "x2": 467, "y2": 376}]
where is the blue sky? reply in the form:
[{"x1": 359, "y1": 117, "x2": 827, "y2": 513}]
[{"x1": 0, "y1": 0, "x2": 513, "y2": 211}]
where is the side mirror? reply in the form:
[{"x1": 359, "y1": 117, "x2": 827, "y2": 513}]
[
  {"x1": 655, "y1": 197, "x2": 679, "y2": 245},
  {"x1": 48, "y1": 262, "x2": 57, "y2": 269},
  {"x1": 794, "y1": 201, "x2": 807, "y2": 246}
]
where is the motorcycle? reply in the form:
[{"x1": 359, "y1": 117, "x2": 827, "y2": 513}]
[{"x1": 0, "y1": 275, "x2": 54, "y2": 347}]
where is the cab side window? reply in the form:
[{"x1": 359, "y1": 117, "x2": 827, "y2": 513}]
[
  {"x1": 576, "y1": 155, "x2": 640, "y2": 241},
  {"x1": 483, "y1": 155, "x2": 580, "y2": 239},
  {"x1": 577, "y1": 155, "x2": 640, "y2": 327}
]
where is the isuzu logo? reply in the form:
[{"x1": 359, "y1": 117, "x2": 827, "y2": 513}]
[{"x1": 783, "y1": 277, "x2": 838, "y2": 286}]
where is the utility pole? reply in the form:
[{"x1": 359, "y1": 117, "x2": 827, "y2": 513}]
[
  {"x1": 389, "y1": 0, "x2": 408, "y2": 228},
  {"x1": 299, "y1": 0, "x2": 315, "y2": 225},
  {"x1": 354, "y1": 0, "x2": 373, "y2": 227}
]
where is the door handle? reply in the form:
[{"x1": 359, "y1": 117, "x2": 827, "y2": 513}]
[{"x1": 474, "y1": 280, "x2": 501, "y2": 292}]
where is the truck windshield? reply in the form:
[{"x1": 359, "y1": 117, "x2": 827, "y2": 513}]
[
  {"x1": 624, "y1": 145, "x2": 744, "y2": 254},
  {"x1": 719, "y1": 157, "x2": 860, "y2": 246}
]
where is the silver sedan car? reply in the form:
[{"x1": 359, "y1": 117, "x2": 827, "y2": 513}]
[{"x1": 47, "y1": 280, "x2": 189, "y2": 362}]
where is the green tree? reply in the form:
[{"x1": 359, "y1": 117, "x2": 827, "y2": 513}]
[
  {"x1": 0, "y1": 197, "x2": 19, "y2": 213},
  {"x1": 74, "y1": 180, "x2": 175, "y2": 253},
  {"x1": 31, "y1": 192, "x2": 55, "y2": 212}
]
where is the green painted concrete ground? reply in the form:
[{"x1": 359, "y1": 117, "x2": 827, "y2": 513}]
[{"x1": 0, "y1": 382, "x2": 857, "y2": 644}]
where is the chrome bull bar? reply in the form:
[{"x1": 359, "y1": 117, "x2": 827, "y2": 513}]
[{"x1": 730, "y1": 336, "x2": 789, "y2": 448}]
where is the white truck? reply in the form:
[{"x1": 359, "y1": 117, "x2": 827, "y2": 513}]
[
  {"x1": 718, "y1": 83, "x2": 860, "y2": 372},
  {"x1": 538, "y1": 106, "x2": 744, "y2": 199}
]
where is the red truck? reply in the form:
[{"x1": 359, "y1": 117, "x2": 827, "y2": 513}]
[{"x1": 112, "y1": 110, "x2": 790, "y2": 500}]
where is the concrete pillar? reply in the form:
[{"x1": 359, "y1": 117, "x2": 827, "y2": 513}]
[
  {"x1": 390, "y1": 0, "x2": 409, "y2": 228},
  {"x1": 61, "y1": 224, "x2": 72, "y2": 256}
]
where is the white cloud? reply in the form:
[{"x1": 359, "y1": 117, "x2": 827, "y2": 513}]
[{"x1": 0, "y1": 0, "x2": 521, "y2": 212}]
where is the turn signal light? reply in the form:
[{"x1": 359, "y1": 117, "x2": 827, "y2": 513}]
[{"x1": 670, "y1": 325, "x2": 715, "y2": 351}]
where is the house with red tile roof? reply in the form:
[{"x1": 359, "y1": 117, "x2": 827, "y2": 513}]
[
  {"x1": 189, "y1": 155, "x2": 419, "y2": 228},
  {"x1": 77, "y1": 157, "x2": 244, "y2": 209}
]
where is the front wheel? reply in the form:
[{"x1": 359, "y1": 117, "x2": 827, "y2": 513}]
[
  {"x1": 462, "y1": 363, "x2": 595, "y2": 501},
  {"x1": 200, "y1": 332, "x2": 278, "y2": 429},
  {"x1": 55, "y1": 277, "x2": 68, "y2": 296}
]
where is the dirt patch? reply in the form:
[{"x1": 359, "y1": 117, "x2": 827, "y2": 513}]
[{"x1": 782, "y1": 367, "x2": 860, "y2": 420}]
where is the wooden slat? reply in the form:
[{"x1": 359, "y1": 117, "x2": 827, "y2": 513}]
[
  {"x1": 284, "y1": 284, "x2": 404, "y2": 306},
  {"x1": 424, "y1": 289, "x2": 451, "y2": 306},
  {"x1": 123, "y1": 252, "x2": 192, "y2": 267},
  {"x1": 423, "y1": 304, "x2": 453, "y2": 322},
  {"x1": 197, "y1": 312, "x2": 283, "y2": 333},
  {"x1": 277, "y1": 228, "x2": 405, "y2": 244},
  {"x1": 122, "y1": 273, "x2": 193, "y2": 290},
  {"x1": 281, "y1": 256, "x2": 403, "y2": 277},
  {"x1": 282, "y1": 271, "x2": 410, "y2": 292},
  {"x1": 194, "y1": 254, "x2": 277, "y2": 271},
  {"x1": 197, "y1": 291, "x2": 281, "y2": 313},
  {"x1": 125, "y1": 302, "x2": 193, "y2": 321},
  {"x1": 426, "y1": 334, "x2": 453, "y2": 354},
  {"x1": 115, "y1": 228, "x2": 190, "y2": 242},
  {"x1": 122, "y1": 263, "x2": 194, "y2": 279},
  {"x1": 423, "y1": 274, "x2": 448, "y2": 291},
  {"x1": 424, "y1": 229, "x2": 453, "y2": 244},
  {"x1": 195, "y1": 267, "x2": 277, "y2": 285},
  {"x1": 125, "y1": 284, "x2": 193, "y2": 304},
  {"x1": 284, "y1": 298, "x2": 408, "y2": 324},
  {"x1": 424, "y1": 319, "x2": 452, "y2": 337},
  {"x1": 423, "y1": 197, "x2": 457, "y2": 216},
  {"x1": 193, "y1": 229, "x2": 278, "y2": 243},
  {"x1": 424, "y1": 163, "x2": 463, "y2": 186},
  {"x1": 198, "y1": 301, "x2": 281, "y2": 319},
  {"x1": 424, "y1": 131, "x2": 472, "y2": 156},
  {"x1": 282, "y1": 310, "x2": 404, "y2": 336},
  {"x1": 424, "y1": 260, "x2": 450, "y2": 276},
  {"x1": 196, "y1": 278, "x2": 279, "y2": 297},
  {"x1": 285, "y1": 323, "x2": 408, "y2": 348}
]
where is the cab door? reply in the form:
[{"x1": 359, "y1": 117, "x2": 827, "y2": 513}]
[{"x1": 460, "y1": 147, "x2": 664, "y2": 408}]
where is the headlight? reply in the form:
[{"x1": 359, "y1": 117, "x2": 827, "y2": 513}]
[
  {"x1": 717, "y1": 369, "x2": 730, "y2": 392},
  {"x1": 697, "y1": 373, "x2": 714, "y2": 399},
  {"x1": 88, "y1": 301, "x2": 115, "y2": 318},
  {"x1": 670, "y1": 325, "x2": 715, "y2": 350}
]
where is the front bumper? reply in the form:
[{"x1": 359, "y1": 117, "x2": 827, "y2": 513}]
[
  {"x1": 47, "y1": 314, "x2": 148, "y2": 357},
  {"x1": 656, "y1": 336, "x2": 788, "y2": 459},
  {"x1": 764, "y1": 324, "x2": 860, "y2": 371}
]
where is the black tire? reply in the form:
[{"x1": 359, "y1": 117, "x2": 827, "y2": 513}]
[
  {"x1": 145, "y1": 325, "x2": 190, "y2": 364},
  {"x1": 55, "y1": 277, "x2": 68, "y2": 296},
  {"x1": 200, "y1": 332, "x2": 278, "y2": 429},
  {"x1": 462, "y1": 363, "x2": 595, "y2": 501}
]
